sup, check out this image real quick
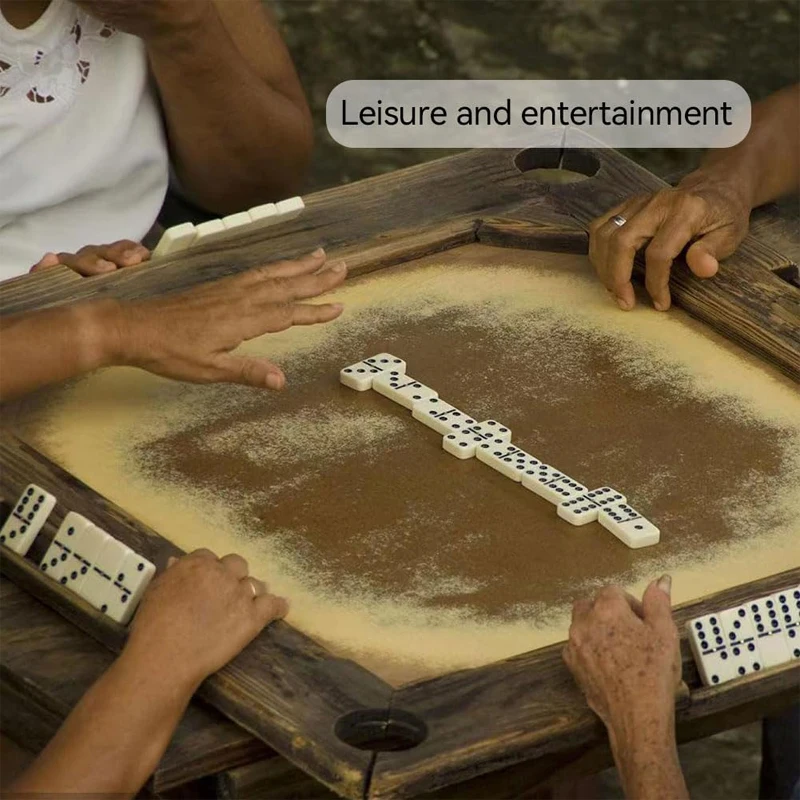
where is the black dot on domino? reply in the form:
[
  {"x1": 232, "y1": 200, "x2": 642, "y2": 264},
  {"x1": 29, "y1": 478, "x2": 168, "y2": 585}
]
[{"x1": 101, "y1": 604, "x2": 108, "y2": 612}]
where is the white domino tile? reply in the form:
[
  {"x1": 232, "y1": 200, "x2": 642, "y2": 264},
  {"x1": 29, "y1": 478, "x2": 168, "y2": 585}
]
[
  {"x1": 372, "y1": 372, "x2": 438, "y2": 410},
  {"x1": 755, "y1": 628, "x2": 791, "y2": 669},
  {"x1": 0, "y1": 484, "x2": 56, "y2": 556},
  {"x1": 476, "y1": 444, "x2": 543, "y2": 482},
  {"x1": 412, "y1": 399, "x2": 476, "y2": 436},
  {"x1": 726, "y1": 639, "x2": 764, "y2": 680},
  {"x1": 246, "y1": 203, "x2": 279, "y2": 229},
  {"x1": 585, "y1": 487, "x2": 627, "y2": 509},
  {"x1": 39, "y1": 512, "x2": 92, "y2": 583},
  {"x1": 520, "y1": 462, "x2": 565, "y2": 490},
  {"x1": 750, "y1": 597, "x2": 793, "y2": 668},
  {"x1": 79, "y1": 538, "x2": 129, "y2": 612},
  {"x1": 771, "y1": 588, "x2": 800, "y2": 660},
  {"x1": 598, "y1": 502, "x2": 660, "y2": 549},
  {"x1": 770, "y1": 587, "x2": 800, "y2": 629},
  {"x1": 557, "y1": 495, "x2": 601, "y2": 526},
  {"x1": 719, "y1": 605, "x2": 758, "y2": 646},
  {"x1": 469, "y1": 420, "x2": 512, "y2": 443},
  {"x1": 275, "y1": 196, "x2": 305, "y2": 221},
  {"x1": 193, "y1": 219, "x2": 227, "y2": 244},
  {"x1": 62, "y1": 523, "x2": 112, "y2": 593},
  {"x1": 442, "y1": 419, "x2": 512, "y2": 460},
  {"x1": 340, "y1": 353, "x2": 407, "y2": 391},
  {"x1": 526, "y1": 475, "x2": 588, "y2": 506},
  {"x1": 105, "y1": 550, "x2": 157, "y2": 624},
  {"x1": 687, "y1": 613, "x2": 737, "y2": 686},
  {"x1": 222, "y1": 211, "x2": 252, "y2": 231},
  {"x1": 151, "y1": 222, "x2": 197, "y2": 258},
  {"x1": 442, "y1": 431, "x2": 486, "y2": 459}
]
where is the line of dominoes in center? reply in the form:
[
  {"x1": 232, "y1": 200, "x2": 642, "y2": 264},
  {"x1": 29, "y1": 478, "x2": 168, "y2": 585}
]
[{"x1": 341, "y1": 353, "x2": 660, "y2": 550}]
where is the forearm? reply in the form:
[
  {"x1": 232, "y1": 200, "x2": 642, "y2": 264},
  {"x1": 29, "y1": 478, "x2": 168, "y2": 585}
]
[
  {"x1": 0, "y1": 300, "x2": 119, "y2": 401},
  {"x1": 147, "y1": 5, "x2": 312, "y2": 212},
  {"x1": 606, "y1": 711, "x2": 688, "y2": 800},
  {"x1": 683, "y1": 83, "x2": 800, "y2": 208},
  {"x1": 10, "y1": 646, "x2": 197, "y2": 796}
]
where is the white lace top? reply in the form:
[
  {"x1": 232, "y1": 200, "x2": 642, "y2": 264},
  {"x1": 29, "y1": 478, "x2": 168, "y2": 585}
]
[{"x1": 0, "y1": 0, "x2": 168, "y2": 280}]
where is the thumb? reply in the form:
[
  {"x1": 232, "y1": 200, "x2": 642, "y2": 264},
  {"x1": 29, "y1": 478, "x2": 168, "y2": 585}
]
[
  {"x1": 685, "y1": 226, "x2": 744, "y2": 278},
  {"x1": 214, "y1": 354, "x2": 286, "y2": 390},
  {"x1": 642, "y1": 574, "x2": 674, "y2": 630}
]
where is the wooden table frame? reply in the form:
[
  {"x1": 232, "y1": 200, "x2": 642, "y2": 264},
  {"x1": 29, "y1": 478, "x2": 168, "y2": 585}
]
[{"x1": 1, "y1": 147, "x2": 798, "y2": 798}]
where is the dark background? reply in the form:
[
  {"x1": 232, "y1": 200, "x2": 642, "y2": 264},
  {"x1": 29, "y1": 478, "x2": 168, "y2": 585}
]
[{"x1": 272, "y1": 0, "x2": 800, "y2": 189}]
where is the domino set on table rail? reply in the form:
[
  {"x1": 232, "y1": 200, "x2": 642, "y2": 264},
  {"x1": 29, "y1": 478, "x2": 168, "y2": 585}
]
[
  {"x1": 152, "y1": 195, "x2": 305, "y2": 259},
  {"x1": 0, "y1": 485, "x2": 155, "y2": 625},
  {"x1": 688, "y1": 588, "x2": 800, "y2": 687},
  {"x1": 340, "y1": 352, "x2": 660, "y2": 549}
]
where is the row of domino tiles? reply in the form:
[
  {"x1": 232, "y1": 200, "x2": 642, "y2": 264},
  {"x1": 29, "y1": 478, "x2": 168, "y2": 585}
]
[
  {"x1": 688, "y1": 587, "x2": 800, "y2": 686},
  {"x1": 0, "y1": 484, "x2": 155, "y2": 625},
  {"x1": 152, "y1": 196, "x2": 305, "y2": 258},
  {"x1": 340, "y1": 354, "x2": 660, "y2": 549}
]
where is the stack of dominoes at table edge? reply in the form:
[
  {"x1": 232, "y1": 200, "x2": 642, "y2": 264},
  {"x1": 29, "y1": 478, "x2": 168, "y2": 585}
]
[
  {"x1": 0, "y1": 484, "x2": 155, "y2": 625},
  {"x1": 152, "y1": 195, "x2": 305, "y2": 258},
  {"x1": 340, "y1": 353, "x2": 660, "y2": 550},
  {"x1": 687, "y1": 586, "x2": 800, "y2": 687}
]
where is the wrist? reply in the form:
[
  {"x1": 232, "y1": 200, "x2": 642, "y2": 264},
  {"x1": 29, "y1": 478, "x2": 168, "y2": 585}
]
[
  {"x1": 119, "y1": 636, "x2": 204, "y2": 699},
  {"x1": 605, "y1": 697, "x2": 677, "y2": 759},
  {"x1": 679, "y1": 159, "x2": 757, "y2": 213},
  {"x1": 68, "y1": 300, "x2": 126, "y2": 372}
]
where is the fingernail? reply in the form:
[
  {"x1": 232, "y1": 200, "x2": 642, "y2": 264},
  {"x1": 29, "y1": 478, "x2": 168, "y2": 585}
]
[
  {"x1": 616, "y1": 296, "x2": 631, "y2": 311},
  {"x1": 330, "y1": 261, "x2": 347, "y2": 273},
  {"x1": 657, "y1": 574, "x2": 672, "y2": 597},
  {"x1": 167, "y1": 556, "x2": 177, "y2": 568},
  {"x1": 312, "y1": 247, "x2": 325, "y2": 257},
  {"x1": 122, "y1": 248, "x2": 139, "y2": 260},
  {"x1": 654, "y1": 300, "x2": 669, "y2": 312},
  {"x1": 331, "y1": 303, "x2": 344, "y2": 311},
  {"x1": 265, "y1": 373, "x2": 284, "y2": 390},
  {"x1": 97, "y1": 259, "x2": 116, "y2": 272}
]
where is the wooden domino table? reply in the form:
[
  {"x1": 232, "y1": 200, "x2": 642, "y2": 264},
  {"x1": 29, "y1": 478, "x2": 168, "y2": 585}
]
[{"x1": 1, "y1": 147, "x2": 799, "y2": 799}]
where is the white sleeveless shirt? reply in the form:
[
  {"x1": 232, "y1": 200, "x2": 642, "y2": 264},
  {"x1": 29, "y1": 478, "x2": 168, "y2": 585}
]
[{"x1": 0, "y1": 0, "x2": 169, "y2": 280}]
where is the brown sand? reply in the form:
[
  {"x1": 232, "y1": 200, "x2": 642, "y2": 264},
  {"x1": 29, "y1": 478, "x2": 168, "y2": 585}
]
[{"x1": 18, "y1": 245, "x2": 800, "y2": 685}]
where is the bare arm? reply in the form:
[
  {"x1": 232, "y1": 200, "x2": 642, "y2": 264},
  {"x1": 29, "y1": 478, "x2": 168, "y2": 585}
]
[
  {"x1": 10, "y1": 550, "x2": 288, "y2": 796},
  {"x1": 589, "y1": 84, "x2": 800, "y2": 311},
  {"x1": 9, "y1": 645, "x2": 197, "y2": 796},
  {"x1": 0, "y1": 250, "x2": 345, "y2": 402},
  {"x1": 74, "y1": 0, "x2": 313, "y2": 212},
  {"x1": 700, "y1": 83, "x2": 800, "y2": 208},
  {"x1": 563, "y1": 578, "x2": 689, "y2": 800},
  {"x1": 147, "y1": 0, "x2": 313, "y2": 212}
]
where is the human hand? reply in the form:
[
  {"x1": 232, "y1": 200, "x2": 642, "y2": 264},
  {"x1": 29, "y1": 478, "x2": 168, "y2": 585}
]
[
  {"x1": 31, "y1": 241, "x2": 151, "y2": 277},
  {"x1": 72, "y1": 0, "x2": 212, "y2": 44},
  {"x1": 125, "y1": 549, "x2": 288, "y2": 689},
  {"x1": 588, "y1": 172, "x2": 751, "y2": 311},
  {"x1": 562, "y1": 576, "x2": 681, "y2": 740},
  {"x1": 108, "y1": 248, "x2": 345, "y2": 389}
]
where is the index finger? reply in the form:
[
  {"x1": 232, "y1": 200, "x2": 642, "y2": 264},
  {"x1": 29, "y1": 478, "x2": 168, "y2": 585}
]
[{"x1": 252, "y1": 262, "x2": 347, "y2": 305}]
